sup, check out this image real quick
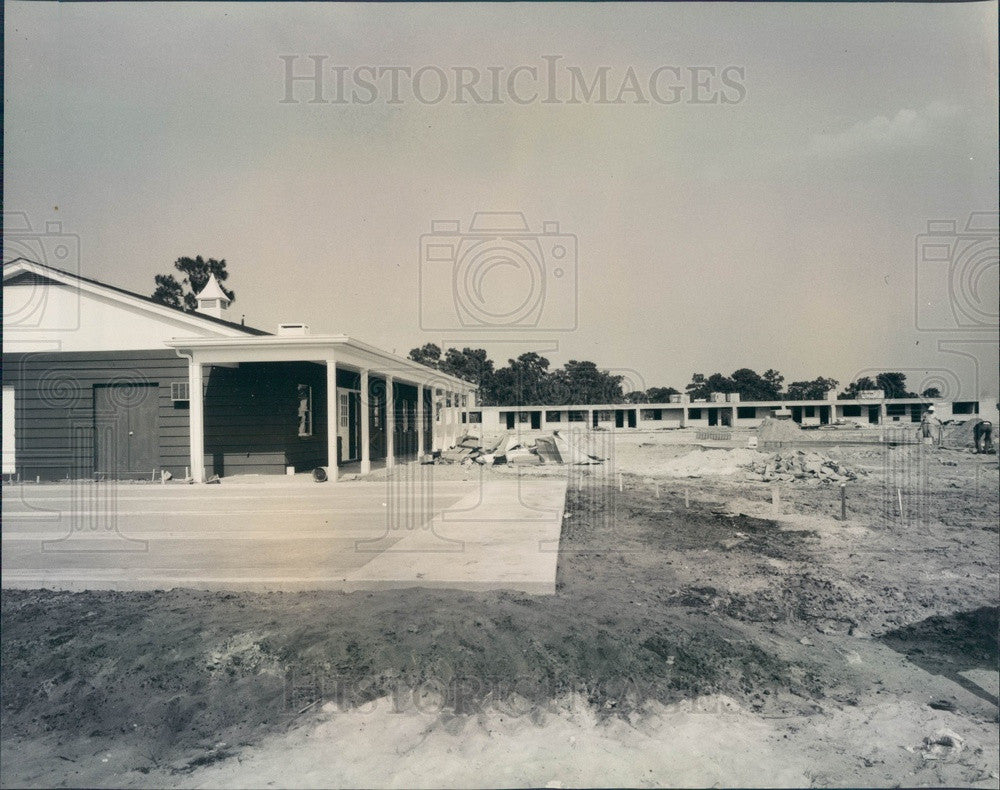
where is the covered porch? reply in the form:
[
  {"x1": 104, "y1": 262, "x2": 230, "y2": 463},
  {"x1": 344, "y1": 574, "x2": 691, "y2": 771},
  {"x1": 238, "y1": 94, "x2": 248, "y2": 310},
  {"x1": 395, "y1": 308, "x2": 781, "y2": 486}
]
[{"x1": 166, "y1": 334, "x2": 474, "y2": 483}]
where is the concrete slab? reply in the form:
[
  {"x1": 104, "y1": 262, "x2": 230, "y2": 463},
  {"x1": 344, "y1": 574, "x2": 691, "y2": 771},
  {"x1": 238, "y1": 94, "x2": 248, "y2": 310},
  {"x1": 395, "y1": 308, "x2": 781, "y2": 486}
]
[
  {"x1": 342, "y1": 478, "x2": 567, "y2": 594},
  {"x1": 1, "y1": 473, "x2": 567, "y2": 595}
]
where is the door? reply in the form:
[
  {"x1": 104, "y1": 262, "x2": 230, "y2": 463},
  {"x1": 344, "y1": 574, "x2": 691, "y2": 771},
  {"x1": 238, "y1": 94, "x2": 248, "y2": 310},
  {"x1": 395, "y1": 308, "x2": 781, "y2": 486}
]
[
  {"x1": 791, "y1": 406, "x2": 803, "y2": 424},
  {"x1": 868, "y1": 406, "x2": 879, "y2": 424},
  {"x1": 615, "y1": 410, "x2": 624, "y2": 428},
  {"x1": 530, "y1": 411, "x2": 541, "y2": 429},
  {"x1": 2, "y1": 387, "x2": 15, "y2": 475},
  {"x1": 337, "y1": 388, "x2": 360, "y2": 462},
  {"x1": 708, "y1": 409, "x2": 718, "y2": 427},
  {"x1": 505, "y1": 412, "x2": 515, "y2": 430},
  {"x1": 94, "y1": 383, "x2": 159, "y2": 479},
  {"x1": 627, "y1": 410, "x2": 637, "y2": 428}
]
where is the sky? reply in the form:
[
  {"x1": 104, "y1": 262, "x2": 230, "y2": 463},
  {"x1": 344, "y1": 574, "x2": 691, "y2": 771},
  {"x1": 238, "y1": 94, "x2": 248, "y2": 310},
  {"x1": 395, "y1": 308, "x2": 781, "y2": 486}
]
[{"x1": 4, "y1": 2, "x2": 998, "y2": 399}]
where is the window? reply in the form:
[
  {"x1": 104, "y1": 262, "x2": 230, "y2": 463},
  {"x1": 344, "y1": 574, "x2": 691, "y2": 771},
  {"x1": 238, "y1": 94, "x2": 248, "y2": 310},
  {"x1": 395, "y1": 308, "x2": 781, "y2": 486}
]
[
  {"x1": 641, "y1": 409, "x2": 662, "y2": 420},
  {"x1": 546, "y1": 410, "x2": 562, "y2": 422},
  {"x1": 737, "y1": 407, "x2": 755, "y2": 419},
  {"x1": 338, "y1": 392, "x2": 349, "y2": 431},
  {"x1": 597, "y1": 410, "x2": 612, "y2": 421},
  {"x1": 298, "y1": 385, "x2": 313, "y2": 437},
  {"x1": 688, "y1": 408, "x2": 702, "y2": 419},
  {"x1": 170, "y1": 381, "x2": 190, "y2": 402},
  {"x1": 886, "y1": 403, "x2": 907, "y2": 417},
  {"x1": 567, "y1": 410, "x2": 586, "y2": 422},
  {"x1": 953, "y1": 401, "x2": 978, "y2": 415},
  {"x1": 467, "y1": 411, "x2": 482, "y2": 424},
  {"x1": 842, "y1": 405, "x2": 862, "y2": 417},
  {"x1": 804, "y1": 406, "x2": 815, "y2": 418}
]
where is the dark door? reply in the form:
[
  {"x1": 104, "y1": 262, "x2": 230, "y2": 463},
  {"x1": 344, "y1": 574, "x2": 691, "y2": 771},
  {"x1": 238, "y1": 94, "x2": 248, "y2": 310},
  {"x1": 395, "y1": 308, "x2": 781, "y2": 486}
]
[
  {"x1": 615, "y1": 410, "x2": 624, "y2": 428},
  {"x1": 791, "y1": 406, "x2": 803, "y2": 424},
  {"x1": 530, "y1": 411, "x2": 541, "y2": 429},
  {"x1": 868, "y1": 405, "x2": 880, "y2": 424},
  {"x1": 627, "y1": 410, "x2": 637, "y2": 428},
  {"x1": 708, "y1": 409, "x2": 718, "y2": 427},
  {"x1": 820, "y1": 406, "x2": 830, "y2": 425},
  {"x1": 505, "y1": 412, "x2": 515, "y2": 430},
  {"x1": 94, "y1": 383, "x2": 159, "y2": 479}
]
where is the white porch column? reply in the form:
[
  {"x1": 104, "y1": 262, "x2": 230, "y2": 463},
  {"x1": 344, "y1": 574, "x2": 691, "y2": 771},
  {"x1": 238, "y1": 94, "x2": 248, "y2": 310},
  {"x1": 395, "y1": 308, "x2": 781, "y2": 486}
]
[
  {"x1": 385, "y1": 375, "x2": 395, "y2": 469},
  {"x1": 360, "y1": 368, "x2": 371, "y2": 475},
  {"x1": 326, "y1": 359, "x2": 339, "y2": 482},
  {"x1": 416, "y1": 384, "x2": 425, "y2": 459},
  {"x1": 447, "y1": 391, "x2": 456, "y2": 448},
  {"x1": 188, "y1": 358, "x2": 206, "y2": 483}
]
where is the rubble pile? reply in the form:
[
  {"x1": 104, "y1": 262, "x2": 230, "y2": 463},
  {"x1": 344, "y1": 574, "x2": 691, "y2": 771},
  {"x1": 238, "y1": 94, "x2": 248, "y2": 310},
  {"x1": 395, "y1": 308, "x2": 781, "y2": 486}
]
[
  {"x1": 423, "y1": 432, "x2": 604, "y2": 467},
  {"x1": 744, "y1": 450, "x2": 860, "y2": 483}
]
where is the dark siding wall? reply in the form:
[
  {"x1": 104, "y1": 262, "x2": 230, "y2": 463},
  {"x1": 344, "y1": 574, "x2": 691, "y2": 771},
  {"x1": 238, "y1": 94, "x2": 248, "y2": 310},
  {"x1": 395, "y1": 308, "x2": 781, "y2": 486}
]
[
  {"x1": 3, "y1": 353, "x2": 335, "y2": 480},
  {"x1": 2, "y1": 351, "x2": 190, "y2": 480},
  {"x1": 203, "y1": 361, "x2": 328, "y2": 476}
]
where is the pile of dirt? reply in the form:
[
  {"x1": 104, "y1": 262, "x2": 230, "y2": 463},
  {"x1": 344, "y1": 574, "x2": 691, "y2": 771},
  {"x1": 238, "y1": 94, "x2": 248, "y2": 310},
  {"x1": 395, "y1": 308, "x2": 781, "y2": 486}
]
[
  {"x1": 940, "y1": 419, "x2": 982, "y2": 449},
  {"x1": 745, "y1": 450, "x2": 860, "y2": 483},
  {"x1": 640, "y1": 448, "x2": 766, "y2": 478},
  {"x1": 757, "y1": 417, "x2": 804, "y2": 444}
]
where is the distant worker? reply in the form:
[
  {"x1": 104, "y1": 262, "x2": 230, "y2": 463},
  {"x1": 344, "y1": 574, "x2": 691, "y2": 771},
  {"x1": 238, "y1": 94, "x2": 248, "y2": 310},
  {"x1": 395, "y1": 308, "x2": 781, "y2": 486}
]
[
  {"x1": 919, "y1": 406, "x2": 942, "y2": 446},
  {"x1": 973, "y1": 420, "x2": 994, "y2": 454}
]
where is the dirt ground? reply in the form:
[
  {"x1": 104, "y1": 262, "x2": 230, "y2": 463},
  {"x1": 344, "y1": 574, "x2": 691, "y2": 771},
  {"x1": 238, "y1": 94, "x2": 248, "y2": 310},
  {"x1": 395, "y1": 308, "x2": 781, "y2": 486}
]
[{"x1": 1, "y1": 440, "x2": 998, "y2": 788}]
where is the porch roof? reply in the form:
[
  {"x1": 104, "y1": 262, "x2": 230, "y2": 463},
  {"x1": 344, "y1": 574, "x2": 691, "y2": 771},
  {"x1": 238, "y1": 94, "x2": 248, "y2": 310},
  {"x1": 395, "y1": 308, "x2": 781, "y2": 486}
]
[{"x1": 164, "y1": 334, "x2": 474, "y2": 392}]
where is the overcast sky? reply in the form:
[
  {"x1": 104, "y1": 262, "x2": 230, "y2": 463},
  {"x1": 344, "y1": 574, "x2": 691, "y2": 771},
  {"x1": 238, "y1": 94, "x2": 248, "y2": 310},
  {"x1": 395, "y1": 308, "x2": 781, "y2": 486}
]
[{"x1": 5, "y1": 2, "x2": 998, "y2": 398}]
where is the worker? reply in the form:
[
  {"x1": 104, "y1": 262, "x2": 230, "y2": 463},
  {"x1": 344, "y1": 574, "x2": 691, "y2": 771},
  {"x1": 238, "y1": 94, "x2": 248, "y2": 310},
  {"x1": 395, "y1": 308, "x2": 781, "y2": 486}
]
[
  {"x1": 973, "y1": 420, "x2": 994, "y2": 454},
  {"x1": 919, "y1": 405, "x2": 942, "y2": 446}
]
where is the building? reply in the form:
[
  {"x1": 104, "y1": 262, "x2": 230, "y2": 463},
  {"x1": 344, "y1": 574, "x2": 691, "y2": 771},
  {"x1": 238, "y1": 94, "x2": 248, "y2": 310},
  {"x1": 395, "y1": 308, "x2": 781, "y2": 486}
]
[
  {"x1": 459, "y1": 392, "x2": 997, "y2": 435},
  {"x1": 2, "y1": 259, "x2": 474, "y2": 482}
]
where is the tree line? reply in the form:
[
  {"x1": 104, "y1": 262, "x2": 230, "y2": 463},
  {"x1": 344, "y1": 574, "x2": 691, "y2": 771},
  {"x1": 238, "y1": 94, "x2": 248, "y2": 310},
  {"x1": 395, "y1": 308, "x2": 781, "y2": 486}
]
[{"x1": 408, "y1": 345, "x2": 939, "y2": 406}]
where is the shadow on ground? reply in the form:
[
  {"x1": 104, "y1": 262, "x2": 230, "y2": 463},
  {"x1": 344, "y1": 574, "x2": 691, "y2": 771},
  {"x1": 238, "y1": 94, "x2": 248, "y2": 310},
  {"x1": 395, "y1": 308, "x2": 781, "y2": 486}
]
[{"x1": 880, "y1": 606, "x2": 1000, "y2": 707}]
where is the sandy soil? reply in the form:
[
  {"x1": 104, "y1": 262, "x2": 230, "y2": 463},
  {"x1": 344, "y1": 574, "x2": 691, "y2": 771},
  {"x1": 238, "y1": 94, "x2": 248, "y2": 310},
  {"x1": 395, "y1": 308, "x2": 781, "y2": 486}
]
[{"x1": 1, "y1": 440, "x2": 997, "y2": 788}]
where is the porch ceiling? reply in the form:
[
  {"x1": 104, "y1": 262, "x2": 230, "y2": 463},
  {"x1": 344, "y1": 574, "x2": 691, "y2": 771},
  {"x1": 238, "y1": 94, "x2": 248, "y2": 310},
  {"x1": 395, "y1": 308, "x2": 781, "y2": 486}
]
[{"x1": 165, "y1": 334, "x2": 472, "y2": 391}]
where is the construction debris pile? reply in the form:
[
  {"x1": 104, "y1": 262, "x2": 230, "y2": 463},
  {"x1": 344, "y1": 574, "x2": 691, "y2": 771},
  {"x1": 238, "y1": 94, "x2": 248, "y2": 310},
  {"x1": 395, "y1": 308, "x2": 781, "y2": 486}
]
[
  {"x1": 424, "y1": 432, "x2": 604, "y2": 467},
  {"x1": 744, "y1": 450, "x2": 861, "y2": 483}
]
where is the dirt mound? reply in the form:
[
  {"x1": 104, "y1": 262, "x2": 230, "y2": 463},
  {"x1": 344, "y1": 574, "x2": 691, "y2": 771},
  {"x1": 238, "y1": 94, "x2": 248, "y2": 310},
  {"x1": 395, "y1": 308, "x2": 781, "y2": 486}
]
[
  {"x1": 757, "y1": 417, "x2": 804, "y2": 444},
  {"x1": 638, "y1": 448, "x2": 767, "y2": 477},
  {"x1": 940, "y1": 419, "x2": 981, "y2": 449}
]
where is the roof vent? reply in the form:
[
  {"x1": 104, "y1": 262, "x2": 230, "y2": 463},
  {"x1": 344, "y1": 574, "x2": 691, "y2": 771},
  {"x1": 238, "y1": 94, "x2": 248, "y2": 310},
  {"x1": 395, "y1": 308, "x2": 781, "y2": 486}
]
[{"x1": 278, "y1": 323, "x2": 310, "y2": 336}]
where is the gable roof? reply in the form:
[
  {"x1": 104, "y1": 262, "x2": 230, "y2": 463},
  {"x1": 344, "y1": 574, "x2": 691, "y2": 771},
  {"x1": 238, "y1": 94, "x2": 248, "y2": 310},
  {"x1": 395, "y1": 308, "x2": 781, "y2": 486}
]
[{"x1": 3, "y1": 258, "x2": 270, "y2": 336}]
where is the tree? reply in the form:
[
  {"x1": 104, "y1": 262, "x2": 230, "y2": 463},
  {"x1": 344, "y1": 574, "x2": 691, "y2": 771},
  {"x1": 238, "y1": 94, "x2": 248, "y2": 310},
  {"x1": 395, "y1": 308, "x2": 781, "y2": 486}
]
[
  {"x1": 730, "y1": 368, "x2": 783, "y2": 401},
  {"x1": 439, "y1": 347, "x2": 494, "y2": 388},
  {"x1": 685, "y1": 373, "x2": 709, "y2": 400},
  {"x1": 875, "y1": 372, "x2": 915, "y2": 399},
  {"x1": 551, "y1": 360, "x2": 624, "y2": 404},
  {"x1": 151, "y1": 255, "x2": 235, "y2": 311},
  {"x1": 786, "y1": 376, "x2": 839, "y2": 401},
  {"x1": 646, "y1": 386, "x2": 679, "y2": 402},
  {"x1": 151, "y1": 274, "x2": 184, "y2": 309},
  {"x1": 921, "y1": 387, "x2": 941, "y2": 398},
  {"x1": 408, "y1": 343, "x2": 442, "y2": 369},
  {"x1": 840, "y1": 376, "x2": 877, "y2": 399},
  {"x1": 762, "y1": 369, "x2": 785, "y2": 399},
  {"x1": 623, "y1": 391, "x2": 650, "y2": 403},
  {"x1": 488, "y1": 352, "x2": 551, "y2": 406}
]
